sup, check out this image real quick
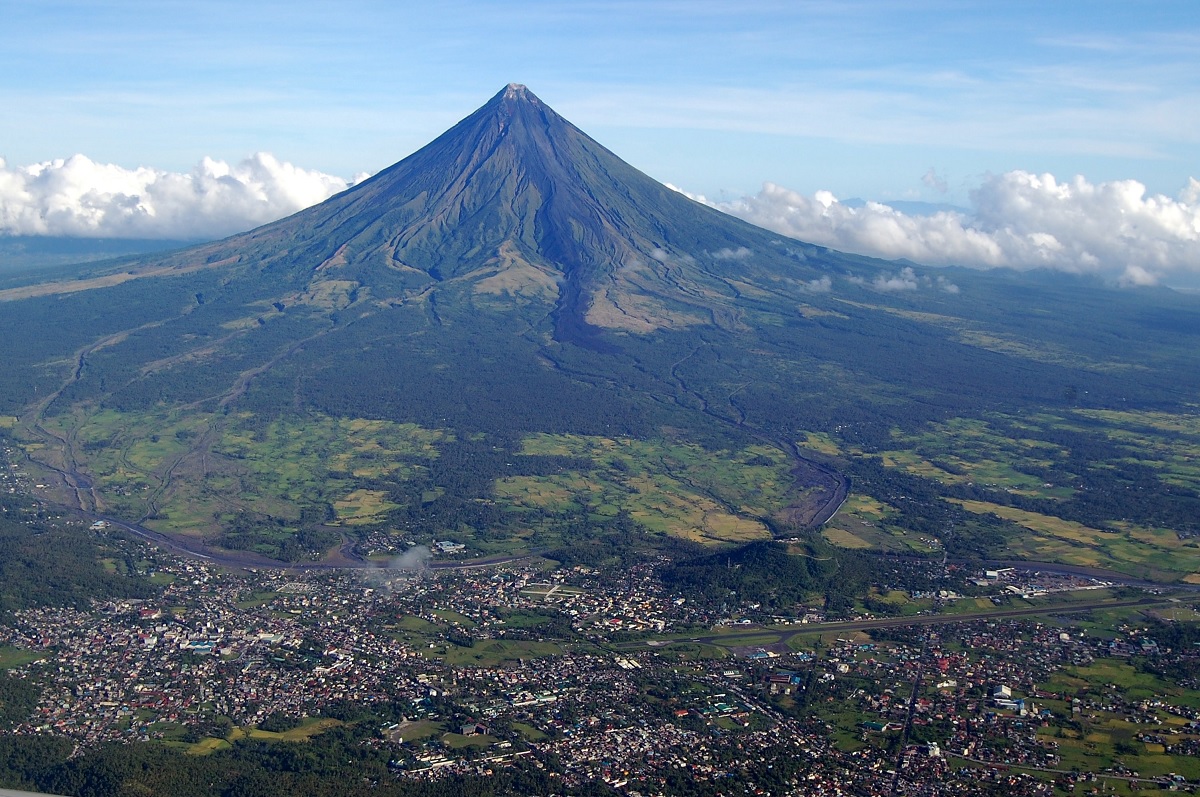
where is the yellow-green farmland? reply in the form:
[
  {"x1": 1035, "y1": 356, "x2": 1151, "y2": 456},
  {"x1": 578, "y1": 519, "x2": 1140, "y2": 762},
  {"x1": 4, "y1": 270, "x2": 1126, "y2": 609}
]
[{"x1": 496, "y1": 434, "x2": 795, "y2": 545}]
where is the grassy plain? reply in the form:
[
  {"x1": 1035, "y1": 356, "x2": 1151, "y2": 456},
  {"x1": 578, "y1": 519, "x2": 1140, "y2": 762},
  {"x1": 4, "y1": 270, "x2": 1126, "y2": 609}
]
[
  {"x1": 183, "y1": 718, "x2": 344, "y2": 756},
  {"x1": 426, "y1": 639, "x2": 562, "y2": 667},
  {"x1": 511, "y1": 721, "x2": 547, "y2": 741},
  {"x1": 432, "y1": 609, "x2": 477, "y2": 627},
  {"x1": 498, "y1": 610, "x2": 554, "y2": 628},
  {"x1": 0, "y1": 646, "x2": 44, "y2": 669},
  {"x1": 184, "y1": 737, "x2": 231, "y2": 756},
  {"x1": 820, "y1": 527, "x2": 873, "y2": 549},
  {"x1": 234, "y1": 718, "x2": 344, "y2": 742},
  {"x1": 389, "y1": 719, "x2": 444, "y2": 743},
  {"x1": 442, "y1": 732, "x2": 497, "y2": 749}
]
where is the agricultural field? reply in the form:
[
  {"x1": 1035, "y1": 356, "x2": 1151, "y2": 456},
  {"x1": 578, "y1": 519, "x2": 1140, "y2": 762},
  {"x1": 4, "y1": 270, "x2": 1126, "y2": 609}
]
[
  {"x1": 820, "y1": 494, "x2": 941, "y2": 554},
  {"x1": 23, "y1": 404, "x2": 813, "y2": 558},
  {"x1": 950, "y1": 499, "x2": 1200, "y2": 580},
  {"x1": 20, "y1": 374, "x2": 1200, "y2": 577},
  {"x1": 496, "y1": 434, "x2": 795, "y2": 546},
  {"x1": 876, "y1": 416, "x2": 1073, "y2": 501},
  {"x1": 1050, "y1": 661, "x2": 1200, "y2": 709},
  {"x1": 1069, "y1": 409, "x2": 1200, "y2": 495},
  {"x1": 211, "y1": 415, "x2": 446, "y2": 529},
  {"x1": 27, "y1": 408, "x2": 447, "y2": 537},
  {"x1": 333, "y1": 489, "x2": 400, "y2": 526},
  {"x1": 845, "y1": 409, "x2": 1200, "y2": 580},
  {"x1": 1035, "y1": 660, "x2": 1200, "y2": 784},
  {"x1": 798, "y1": 431, "x2": 840, "y2": 457}
]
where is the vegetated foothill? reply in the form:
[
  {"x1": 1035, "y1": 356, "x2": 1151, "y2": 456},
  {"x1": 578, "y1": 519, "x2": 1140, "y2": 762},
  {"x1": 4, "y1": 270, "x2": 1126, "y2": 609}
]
[{"x1": 0, "y1": 85, "x2": 1196, "y2": 580}]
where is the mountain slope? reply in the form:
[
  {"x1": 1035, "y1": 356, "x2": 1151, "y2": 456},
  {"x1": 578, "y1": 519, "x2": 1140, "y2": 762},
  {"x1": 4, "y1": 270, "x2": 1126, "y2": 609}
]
[
  {"x1": 6, "y1": 85, "x2": 869, "y2": 340},
  {"x1": 2, "y1": 85, "x2": 1199, "y2": 574}
]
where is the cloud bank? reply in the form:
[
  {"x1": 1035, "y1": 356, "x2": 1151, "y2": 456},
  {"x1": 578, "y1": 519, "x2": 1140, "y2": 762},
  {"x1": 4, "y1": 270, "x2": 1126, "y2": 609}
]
[
  {"x1": 709, "y1": 173, "x2": 1200, "y2": 287},
  {"x1": 3, "y1": 151, "x2": 1197, "y2": 288},
  {"x1": 0, "y1": 153, "x2": 361, "y2": 241}
]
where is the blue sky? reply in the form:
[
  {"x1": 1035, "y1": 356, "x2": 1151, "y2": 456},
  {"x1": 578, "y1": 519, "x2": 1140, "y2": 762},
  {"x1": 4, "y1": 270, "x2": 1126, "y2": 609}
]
[
  {"x1": 2, "y1": 1, "x2": 1199, "y2": 285},
  {"x1": 3, "y1": 0, "x2": 1197, "y2": 201}
]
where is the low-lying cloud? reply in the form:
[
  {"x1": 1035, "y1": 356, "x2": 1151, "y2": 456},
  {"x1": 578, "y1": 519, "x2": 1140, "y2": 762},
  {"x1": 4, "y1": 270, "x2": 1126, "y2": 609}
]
[
  {"x1": 846, "y1": 268, "x2": 959, "y2": 294},
  {"x1": 711, "y1": 173, "x2": 1200, "y2": 287},
  {"x1": 0, "y1": 153, "x2": 362, "y2": 241},
  {"x1": 710, "y1": 246, "x2": 753, "y2": 261}
]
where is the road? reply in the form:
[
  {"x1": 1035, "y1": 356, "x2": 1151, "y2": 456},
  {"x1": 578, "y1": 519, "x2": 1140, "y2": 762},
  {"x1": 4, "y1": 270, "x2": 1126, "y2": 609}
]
[
  {"x1": 666, "y1": 596, "x2": 1174, "y2": 649},
  {"x1": 891, "y1": 628, "x2": 931, "y2": 796},
  {"x1": 88, "y1": 510, "x2": 541, "y2": 573},
  {"x1": 948, "y1": 753, "x2": 1196, "y2": 791}
]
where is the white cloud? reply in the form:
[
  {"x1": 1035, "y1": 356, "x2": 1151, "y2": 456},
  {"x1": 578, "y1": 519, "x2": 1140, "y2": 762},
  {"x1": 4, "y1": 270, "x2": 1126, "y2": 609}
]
[
  {"x1": 846, "y1": 269, "x2": 958, "y2": 295},
  {"x1": 936, "y1": 276, "x2": 960, "y2": 294},
  {"x1": 873, "y1": 267, "x2": 919, "y2": 292},
  {"x1": 922, "y1": 167, "x2": 947, "y2": 194},
  {"x1": 711, "y1": 246, "x2": 753, "y2": 260},
  {"x1": 6, "y1": 152, "x2": 1198, "y2": 290},
  {"x1": 713, "y1": 172, "x2": 1200, "y2": 286},
  {"x1": 665, "y1": 183, "x2": 705, "y2": 203},
  {"x1": 0, "y1": 153, "x2": 361, "y2": 240}
]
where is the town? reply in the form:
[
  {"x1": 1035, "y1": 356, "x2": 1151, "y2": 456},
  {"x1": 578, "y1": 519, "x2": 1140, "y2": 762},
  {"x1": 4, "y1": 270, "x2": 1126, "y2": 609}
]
[{"x1": 1, "y1": 516, "x2": 1197, "y2": 797}]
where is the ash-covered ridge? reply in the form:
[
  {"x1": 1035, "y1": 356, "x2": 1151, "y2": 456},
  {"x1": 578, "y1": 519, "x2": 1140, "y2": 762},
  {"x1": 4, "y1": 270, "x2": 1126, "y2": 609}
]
[{"x1": 139, "y1": 83, "x2": 861, "y2": 342}]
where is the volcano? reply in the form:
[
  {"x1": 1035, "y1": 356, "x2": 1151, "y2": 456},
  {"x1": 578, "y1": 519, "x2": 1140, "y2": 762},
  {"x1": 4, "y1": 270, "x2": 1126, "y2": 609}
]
[
  {"x1": 4, "y1": 84, "x2": 1200, "y2": 567},
  {"x1": 125, "y1": 83, "x2": 872, "y2": 346}
]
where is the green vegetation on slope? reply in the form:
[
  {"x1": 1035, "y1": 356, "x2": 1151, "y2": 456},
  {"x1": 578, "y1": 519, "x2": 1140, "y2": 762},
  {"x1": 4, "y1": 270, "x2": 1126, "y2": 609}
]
[
  {"x1": 2, "y1": 88, "x2": 1200, "y2": 574},
  {"x1": 0, "y1": 509, "x2": 156, "y2": 613},
  {"x1": 818, "y1": 409, "x2": 1200, "y2": 580}
]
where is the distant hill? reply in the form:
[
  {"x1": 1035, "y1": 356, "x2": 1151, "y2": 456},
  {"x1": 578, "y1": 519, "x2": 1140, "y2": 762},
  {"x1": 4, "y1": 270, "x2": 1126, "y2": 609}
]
[
  {"x1": 0, "y1": 85, "x2": 1197, "y2": 576},
  {"x1": 0, "y1": 236, "x2": 200, "y2": 272}
]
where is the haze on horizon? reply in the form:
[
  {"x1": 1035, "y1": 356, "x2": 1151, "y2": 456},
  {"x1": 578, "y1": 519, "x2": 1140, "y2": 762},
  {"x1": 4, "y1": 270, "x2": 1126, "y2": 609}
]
[{"x1": 1, "y1": 1, "x2": 1199, "y2": 286}]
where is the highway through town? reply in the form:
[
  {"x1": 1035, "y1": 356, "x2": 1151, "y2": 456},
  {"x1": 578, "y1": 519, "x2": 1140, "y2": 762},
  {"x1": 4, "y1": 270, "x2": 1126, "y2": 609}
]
[{"x1": 671, "y1": 595, "x2": 1178, "y2": 649}]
